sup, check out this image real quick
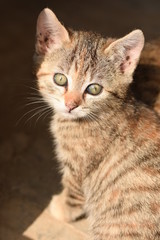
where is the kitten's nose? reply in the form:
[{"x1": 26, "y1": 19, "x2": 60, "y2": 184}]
[
  {"x1": 65, "y1": 101, "x2": 78, "y2": 112},
  {"x1": 65, "y1": 91, "x2": 82, "y2": 113}
]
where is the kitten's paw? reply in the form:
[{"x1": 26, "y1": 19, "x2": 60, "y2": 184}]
[{"x1": 49, "y1": 190, "x2": 85, "y2": 222}]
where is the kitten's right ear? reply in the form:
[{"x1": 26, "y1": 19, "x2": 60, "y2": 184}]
[
  {"x1": 104, "y1": 30, "x2": 144, "y2": 77},
  {"x1": 36, "y1": 8, "x2": 70, "y2": 54}
]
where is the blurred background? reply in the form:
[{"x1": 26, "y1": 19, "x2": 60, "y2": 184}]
[{"x1": 0, "y1": 0, "x2": 160, "y2": 239}]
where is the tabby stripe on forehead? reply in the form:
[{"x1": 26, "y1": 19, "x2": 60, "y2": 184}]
[
  {"x1": 89, "y1": 40, "x2": 99, "y2": 69},
  {"x1": 69, "y1": 42, "x2": 79, "y2": 64},
  {"x1": 85, "y1": 41, "x2": 100, "y2": 82},
  {"x1": 92, "y1": 40, "x2": 99, "y2": 60},
  {"x1": 84, "y1": 64, "x2": 90, "y2": 75}
]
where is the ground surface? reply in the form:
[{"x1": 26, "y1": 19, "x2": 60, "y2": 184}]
[{"x1": 0, "y1": 0, "x2": 160, "y2": 239}]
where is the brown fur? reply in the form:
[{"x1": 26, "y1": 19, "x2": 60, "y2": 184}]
[{"x1": 34, "y1": 8, "x2": 160, "y2": 240}]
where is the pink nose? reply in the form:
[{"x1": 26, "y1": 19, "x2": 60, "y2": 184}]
[
  {"x1": 65, "y1": 101, "x2": 78, "y2": 112},
  {"x1": 65, "y1": 91, "x2": 82, "y2": 113}
]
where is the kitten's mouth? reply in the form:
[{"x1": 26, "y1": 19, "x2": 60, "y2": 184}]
[
  {"x1": 58, "y1": 108, "x2": 86, "y2": 120},
  {"x1": 61, "y1": 111, "x2": 79, "y2": 119}
]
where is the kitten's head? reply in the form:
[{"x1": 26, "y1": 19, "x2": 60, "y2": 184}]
[{"x1": 34, "y1": 8, "x2": 144, "y2": 120}]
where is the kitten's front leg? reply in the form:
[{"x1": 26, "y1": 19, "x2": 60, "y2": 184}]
[{"x1": 49, "y1": 173, "x2": 85, "y2": 222}]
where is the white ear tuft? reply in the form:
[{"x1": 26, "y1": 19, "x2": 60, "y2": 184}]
[
  {"x1": 105, "y1": 29, "x2": 145, "y2": 75},
  {"x1": 36, "y1": 8, "x2": 70, "y2": 54}
]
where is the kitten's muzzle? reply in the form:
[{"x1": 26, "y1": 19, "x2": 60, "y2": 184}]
[
  {"x1": 65, "y1": 101, "x2": 79, "y2": 113},
  {"x1": 65, "y1": 91, "x2": 82, "y2": 113}
]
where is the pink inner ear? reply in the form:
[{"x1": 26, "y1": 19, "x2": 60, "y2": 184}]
[
  {"x1": 36, "y1": 30, "x2": 55, "y2": 54},
  {"x1": 120, "y1": 41, "x2": 144, "y2": 74},
  {"x1": 120, "y1": 55, "x2": 130, "y2": 74},
  {"x1": 36, "y1": 8, "x2": 70, "y2": 54},
  {"x1": 105, "y1": 30, "x2": 144, "y2": 75}
]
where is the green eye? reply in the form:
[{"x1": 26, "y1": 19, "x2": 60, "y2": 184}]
[
  {"x1": 54, "y1": 73, "x2": 68, "y2": 86},
  {"x1": 86, "y1": 84, "x2": 102, "y2": 96}
]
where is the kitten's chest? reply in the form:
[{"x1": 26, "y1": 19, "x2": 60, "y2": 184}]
[{"x1": 51, "y1": 118, "x2": 107, "y2": 174}]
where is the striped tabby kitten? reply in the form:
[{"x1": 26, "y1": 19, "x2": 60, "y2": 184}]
[{"x1": 35, "y1": 8, "x2": 160, "y2": 240}]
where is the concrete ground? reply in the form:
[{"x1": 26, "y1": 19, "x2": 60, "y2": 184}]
[{"x1": 0, "y1": 0, "x2": 160, "y2": 239}]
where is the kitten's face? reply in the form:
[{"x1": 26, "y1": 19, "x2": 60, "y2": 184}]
[
  {"x1": 37, "y1": 33, "x2": 116, "y2": 120},
  {"x1": 35, "y1": 9, "x2": 144, "y2": 120}
]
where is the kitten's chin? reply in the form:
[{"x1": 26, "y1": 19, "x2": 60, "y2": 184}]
[{"x1": 56, "y1": 111, "x2": 86, "y2": 121}]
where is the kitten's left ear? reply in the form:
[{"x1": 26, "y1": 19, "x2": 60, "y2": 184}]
[
  {"x1": 105, "y1": 30, "x2": 144, "y2": 77},
  {"x1": 36, "y1": 8, "x2": 70, "y2": 54}
]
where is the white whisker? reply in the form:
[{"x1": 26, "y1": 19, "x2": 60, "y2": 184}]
[
  {"x1": 35, "y1": 108, "x2": 53, "y2": 124},
  {"x1": 16, "y1": 105, "x2": 47, "y2": 126},
  {"x1": 24, "y1": 107, "x2": 48, "y2": 126}
]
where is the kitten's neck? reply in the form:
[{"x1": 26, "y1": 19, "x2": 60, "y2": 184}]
[{"x1": 52, "y1": 99, "x2": 159, "y2": 180}]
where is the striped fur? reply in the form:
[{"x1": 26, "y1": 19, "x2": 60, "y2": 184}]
[{"x1": 35, "y1": 8, "x2": 160, "y2": 240}]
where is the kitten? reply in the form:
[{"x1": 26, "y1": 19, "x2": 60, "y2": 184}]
[{"x1": 34, "y1": 8, "x2": 160, "y2": 240}]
